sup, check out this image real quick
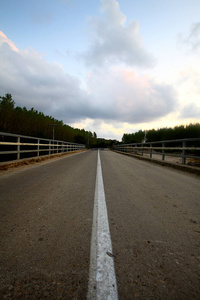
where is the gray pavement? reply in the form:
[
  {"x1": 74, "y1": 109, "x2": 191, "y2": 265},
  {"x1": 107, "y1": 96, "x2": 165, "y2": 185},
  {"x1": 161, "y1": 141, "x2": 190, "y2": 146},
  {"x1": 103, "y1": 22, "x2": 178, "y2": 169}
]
[
  {"x1": 0, "y1": 150, "x2": 200, "y2": 299},
  {"x1": 101, "y1": 150, "x2": 200, "y2": 299},
  {"x1": 0, "y1": 151, "x2": 97, "y2": 299}
]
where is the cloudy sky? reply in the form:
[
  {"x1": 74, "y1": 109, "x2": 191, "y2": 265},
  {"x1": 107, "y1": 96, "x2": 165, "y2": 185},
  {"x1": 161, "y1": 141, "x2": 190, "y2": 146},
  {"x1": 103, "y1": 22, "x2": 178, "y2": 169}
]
[{"x1": 1, "y1": 0, "x2": 200, "y2": 140}]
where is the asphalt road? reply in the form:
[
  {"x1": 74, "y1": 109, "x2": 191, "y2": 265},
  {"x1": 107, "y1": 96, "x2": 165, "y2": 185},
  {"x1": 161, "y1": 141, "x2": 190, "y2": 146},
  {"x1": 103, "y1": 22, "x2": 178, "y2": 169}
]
[{"x1": 0, "y1": 150, "x2": 200, "y2": 299}]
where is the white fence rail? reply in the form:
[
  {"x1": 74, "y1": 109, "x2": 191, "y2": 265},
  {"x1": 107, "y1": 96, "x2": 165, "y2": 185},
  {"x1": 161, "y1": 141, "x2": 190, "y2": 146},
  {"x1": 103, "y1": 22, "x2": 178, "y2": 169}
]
[
  {"x1": 113, "y1": 138, "x2": 200, "y2": 165},
  {"x1": 0, "y1": 132, "x2": 85, "y2": 162}
]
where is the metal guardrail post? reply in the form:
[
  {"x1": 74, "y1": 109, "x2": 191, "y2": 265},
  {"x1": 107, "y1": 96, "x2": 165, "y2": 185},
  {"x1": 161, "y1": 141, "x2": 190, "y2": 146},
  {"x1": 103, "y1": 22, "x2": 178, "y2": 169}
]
[
  {"x1": 37, "y1": 139, "x2": 40, "y2": 157},
  {"x1": 0, "y1": 132, "x2": 85, "y2": 162},
  {"x1": 135, "y1": 144, "x2": 137, "y2": 155},
  {"x1": 112, "y1": 138, "x2": 200, "y2": 164},
  {"x1": 162, "y1": 142, "x2": 165, "y2": 161},
  {"x1": 182, "y1": 141, "x2": 186, "y2": 165},
  {"x1": 17, "y1": 136, "x2": 20, "y2": 160}
]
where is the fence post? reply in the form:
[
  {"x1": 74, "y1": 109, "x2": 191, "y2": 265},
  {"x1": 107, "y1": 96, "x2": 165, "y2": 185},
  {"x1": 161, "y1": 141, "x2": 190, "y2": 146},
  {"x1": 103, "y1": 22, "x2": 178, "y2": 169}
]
[
  {"x1": 150, "y1": 143, "x2": 152, "y2": 158},
  {"x1": 17, "y1": 136, "x2": 20, "y2": 160},
  {"x1": 182, "y1": 141, "x2": 186, "y2": 164},
  {"x1": 141, "y1": 144, "x2": 143, "y2": 156},
  {"x1": 162, "y1": 142, "x2": 165, "y2": 161},
  {"x1": 37, "y1": 139, "x2": 40, "y2": 157},
  {"x1": 135, "y1": 144, "x2": 137, "y2": 155}
]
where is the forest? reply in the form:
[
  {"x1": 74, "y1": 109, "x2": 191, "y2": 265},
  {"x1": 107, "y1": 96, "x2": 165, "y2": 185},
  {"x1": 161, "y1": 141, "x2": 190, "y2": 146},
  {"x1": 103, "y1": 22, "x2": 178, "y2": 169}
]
[
  {"x1": 0, "y1": 93, "x2": 97, "y2": 146},
  {"x1": 122, "y1": 123, "x2": 200, "y2": 144}
]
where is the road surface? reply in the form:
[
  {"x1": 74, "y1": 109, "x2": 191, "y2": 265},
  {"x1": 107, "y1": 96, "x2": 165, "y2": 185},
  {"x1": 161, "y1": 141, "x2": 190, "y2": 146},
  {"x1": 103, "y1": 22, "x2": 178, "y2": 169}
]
[{"x1": 0, "y1": 150, "x2": 200, "y2": 299}]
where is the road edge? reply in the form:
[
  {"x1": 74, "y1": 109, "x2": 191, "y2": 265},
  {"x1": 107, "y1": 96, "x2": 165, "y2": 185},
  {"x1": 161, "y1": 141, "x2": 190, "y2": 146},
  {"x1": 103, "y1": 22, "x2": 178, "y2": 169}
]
[
  {"x1": 113, "y1": 150, "x2": 200, "y2": 176},
  {"x1": 0, "y1": 149, "x2": 87, "y2": 171}
]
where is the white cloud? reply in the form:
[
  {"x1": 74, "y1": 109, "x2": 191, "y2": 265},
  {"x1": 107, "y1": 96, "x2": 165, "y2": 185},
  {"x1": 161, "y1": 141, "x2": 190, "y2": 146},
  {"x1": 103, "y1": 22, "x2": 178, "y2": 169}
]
[
  {"x1": 0, "y1": 31, "x2": 91, "y2": 123},
  {"x1": 0, "y1": 29, "x2": 180, "y2": 141},
  {"x1": 179, "y1": 22, "x2": 200, "y2": 54},
  {"x1": 71, "y1": 118, "x2": 125, "y2": 140},
  {"x1": 82, "y1": 0, "x2": 155, "y2": 67},
  {"x1": 0, "y1": 31, "x2": 176, "y2": 126},
  {"x1": 186, "y1": 22, "x2": 200, "y2": 53},
  {"x1": 0, "y1": 31, "x2": 18, "y2": 52},
  {"x1": 180, "y1": 103, "x2": 200, "y2": 119},
  {"x1": 86, "y1": 67, "x2": 177, "y2": 123}
]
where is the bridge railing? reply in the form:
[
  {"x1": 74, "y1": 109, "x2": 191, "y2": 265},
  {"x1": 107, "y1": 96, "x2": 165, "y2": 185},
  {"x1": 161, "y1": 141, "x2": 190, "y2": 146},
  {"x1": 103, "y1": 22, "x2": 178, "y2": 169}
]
[
  {"x1": 113, "y1": 138, "x2": 200, "y2": 165},
  {"x1": 0, "y1": 132, "x2": 85, "y2": 162}
]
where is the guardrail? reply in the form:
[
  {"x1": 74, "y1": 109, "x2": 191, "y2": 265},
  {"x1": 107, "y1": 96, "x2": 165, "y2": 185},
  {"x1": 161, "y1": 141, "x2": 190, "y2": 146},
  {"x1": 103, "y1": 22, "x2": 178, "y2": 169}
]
[
  {"x1": 113, "y1": 138, "x2": 200, "y2": 165},
  {"x1": 0, "y1": 132, "x2": 85, "y2": 162}
]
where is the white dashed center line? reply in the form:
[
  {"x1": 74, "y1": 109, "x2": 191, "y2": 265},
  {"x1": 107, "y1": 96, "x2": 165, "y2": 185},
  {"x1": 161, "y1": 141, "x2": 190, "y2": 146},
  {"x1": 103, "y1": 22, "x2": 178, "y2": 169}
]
[{"x1": 87, "y1": 150, "x2": 118, "y2": 300}]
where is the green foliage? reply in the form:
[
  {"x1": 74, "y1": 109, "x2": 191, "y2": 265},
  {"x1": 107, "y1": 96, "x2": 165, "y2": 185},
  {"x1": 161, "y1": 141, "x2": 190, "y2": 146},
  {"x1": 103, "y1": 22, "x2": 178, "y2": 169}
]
[
  {"x1": 0, "y1": 93, "x2": 97, "y2": 145},
  {"x1": 122, "y1": 124, "x2": 200, "y2": 144},
  {"x1": 92, "y1": 138, "x2": 117, "y2": 148},
  {"x1": 74, "y1": 134, "x2": 86, "y2": 144},
  {"x1": 122, "y1": 130, "x2": 145, "y2": 143},
  {"x1": 0, "y1": 93, "x2": 15, "y2": 132}
]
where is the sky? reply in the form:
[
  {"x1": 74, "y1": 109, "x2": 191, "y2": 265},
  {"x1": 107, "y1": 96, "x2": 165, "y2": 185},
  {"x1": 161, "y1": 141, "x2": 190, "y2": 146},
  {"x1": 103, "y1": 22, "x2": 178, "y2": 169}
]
[{"x1": 0, "y1": 0, "x2": 200, "y2": 140}]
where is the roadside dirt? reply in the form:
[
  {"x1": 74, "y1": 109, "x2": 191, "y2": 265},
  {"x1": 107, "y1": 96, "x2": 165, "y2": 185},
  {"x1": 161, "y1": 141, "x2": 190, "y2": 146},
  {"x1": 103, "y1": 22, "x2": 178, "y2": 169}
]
[
  {"x1": 0, "y1": 150, "x2": 87, "y2": 175},
  {"x1": 114, "y1": 150, "x2": 200, "y2": 176}
]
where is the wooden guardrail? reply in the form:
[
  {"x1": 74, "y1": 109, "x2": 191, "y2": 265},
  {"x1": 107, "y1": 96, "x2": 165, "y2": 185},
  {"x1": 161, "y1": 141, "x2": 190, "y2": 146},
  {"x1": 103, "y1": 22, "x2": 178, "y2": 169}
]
[
  {"x1": 0, "y1": 132, "x2": 85, "y2": 162},
  {"x1": 113, "y1": 138, "x2": 200, "y2": 165}
]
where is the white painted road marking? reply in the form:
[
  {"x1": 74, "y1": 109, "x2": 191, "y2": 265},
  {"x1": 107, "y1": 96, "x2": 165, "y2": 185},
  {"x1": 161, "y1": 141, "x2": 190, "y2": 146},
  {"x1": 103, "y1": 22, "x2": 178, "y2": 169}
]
[{"x1": 88, "y1": 150, "x2": 118, "y2": 300}]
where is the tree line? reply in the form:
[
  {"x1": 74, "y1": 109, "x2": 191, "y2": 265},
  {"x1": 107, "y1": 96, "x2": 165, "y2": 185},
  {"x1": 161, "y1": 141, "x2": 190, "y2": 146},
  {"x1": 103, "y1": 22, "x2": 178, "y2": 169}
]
[
  {"x1": 0, "y1": 93, "x2": 97, "y2": 145},
  {"x1": 2, "y1": 93, "x2": 198, "y2": 148},
  {"x1": 122, "y1": 123, "x2": 200, "y2": 144}
]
